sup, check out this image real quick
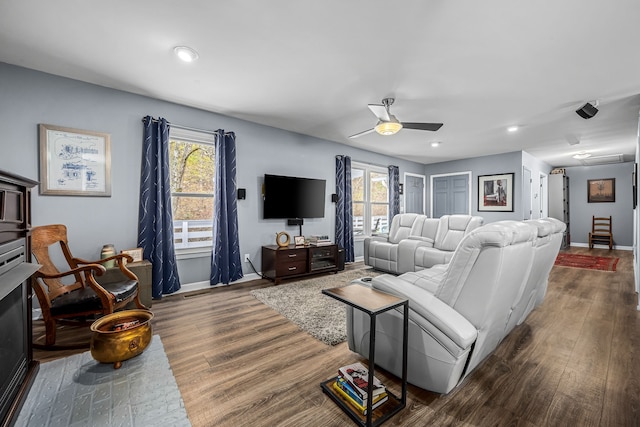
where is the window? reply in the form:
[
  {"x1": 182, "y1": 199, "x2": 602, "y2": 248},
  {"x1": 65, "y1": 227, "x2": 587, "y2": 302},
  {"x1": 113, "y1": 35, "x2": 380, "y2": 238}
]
[
  {"x1": 169, "y1": 128, "x2": 215, "y2": 250},
  {"x1": 352, "y1": 162, "x2": 389, "y2": 238}
]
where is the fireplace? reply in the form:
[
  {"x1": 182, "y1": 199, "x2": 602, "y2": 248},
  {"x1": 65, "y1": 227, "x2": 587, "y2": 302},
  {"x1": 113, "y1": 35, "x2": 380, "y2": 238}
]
[
  {"x1": 0, "y1": 239, "x2": 39, "y2": 425},
  {"x1": 0, "y1": 170, "x2": 38, "y2": 427}
]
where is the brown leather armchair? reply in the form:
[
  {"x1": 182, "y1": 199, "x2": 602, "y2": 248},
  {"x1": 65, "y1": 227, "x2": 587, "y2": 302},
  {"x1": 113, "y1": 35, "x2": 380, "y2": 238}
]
[{"x1": 31, "y1": 224, "x2": 147, "y2": 347}]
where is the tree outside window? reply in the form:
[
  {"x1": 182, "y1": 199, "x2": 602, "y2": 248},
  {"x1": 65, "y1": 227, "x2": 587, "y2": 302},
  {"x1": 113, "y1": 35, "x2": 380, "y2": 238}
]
[{"x1": 169, "y1": 129, "x2": 215, "y2": 249}]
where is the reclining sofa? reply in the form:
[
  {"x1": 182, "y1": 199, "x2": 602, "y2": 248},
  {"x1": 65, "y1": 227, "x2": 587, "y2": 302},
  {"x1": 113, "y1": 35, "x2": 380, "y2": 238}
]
[
  {"x1": 348, "y1": 218, "x2": 566, "y2": 394},
  {"x1": 364, "y1": 213, "x2": 483, "y2": 275}
]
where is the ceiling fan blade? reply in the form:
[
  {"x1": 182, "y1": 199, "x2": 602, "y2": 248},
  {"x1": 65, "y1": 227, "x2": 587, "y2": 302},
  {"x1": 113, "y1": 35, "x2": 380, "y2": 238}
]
[
  {"x1": 368, "y1": 104, "x2": 390, "y2": 122},
  {"x1": 401, "y1": 122, "x2": 444, "y2": 131},
  {"x1": 349, "y1": 128, "x2": 376, "y2": 139}
]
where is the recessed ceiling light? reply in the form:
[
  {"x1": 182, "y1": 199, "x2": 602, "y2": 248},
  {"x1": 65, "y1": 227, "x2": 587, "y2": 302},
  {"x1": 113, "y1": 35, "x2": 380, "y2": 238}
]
[
  {"x1": 430, "y1": 141, "x2": 440, "y2": 147},
  {"x1": 174, "y1": 46, "x2": 199, "y2": 63},
  {"x1": 572, "y1": 152, "x2": 592, "y2": 160},
  {"x1": 507, "y1": 126, "x2": 519, "y2": 133}
]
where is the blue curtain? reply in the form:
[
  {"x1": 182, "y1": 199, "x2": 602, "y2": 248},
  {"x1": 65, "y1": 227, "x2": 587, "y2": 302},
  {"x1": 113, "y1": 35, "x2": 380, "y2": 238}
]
[
  {"x1": 138, "y1": 116, "x2": 181, "y2": 298},
  {"x1": 210, "y1": 130, "x2": 243, "y2": 285},
  {"x1": 335, "y1": 155, "x2": 354, "y2": 263},
  {"x1": 389, "y1": 165, "x2": 400, "y2": 221}
]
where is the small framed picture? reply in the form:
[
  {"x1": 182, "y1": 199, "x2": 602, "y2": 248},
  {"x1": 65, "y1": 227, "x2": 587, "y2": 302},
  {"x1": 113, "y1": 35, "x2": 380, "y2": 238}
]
[
  {"x1": 121, "y1": 248, "x2": 144, "y2": 264},
  {"x1": 588, "y1": 178, "x2": 615, "y2": 203},
  {"x1": 294, "y1": 236, "x2": 305, "y2": 246}
]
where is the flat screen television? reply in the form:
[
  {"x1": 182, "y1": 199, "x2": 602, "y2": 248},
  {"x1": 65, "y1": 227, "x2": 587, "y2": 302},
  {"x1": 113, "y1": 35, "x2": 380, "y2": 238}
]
[{"x1": 263, "y1": 174, "x2": 326, "y2": 219}]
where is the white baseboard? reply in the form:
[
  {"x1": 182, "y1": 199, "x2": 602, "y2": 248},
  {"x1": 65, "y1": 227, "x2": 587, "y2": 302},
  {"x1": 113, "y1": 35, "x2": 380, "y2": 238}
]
[
  {"x1": 171, "y1": 272, "x2": 262, "y2": 296},
  {"x1": 570, "y1": 242, "x2": 632, "y2": 251}
]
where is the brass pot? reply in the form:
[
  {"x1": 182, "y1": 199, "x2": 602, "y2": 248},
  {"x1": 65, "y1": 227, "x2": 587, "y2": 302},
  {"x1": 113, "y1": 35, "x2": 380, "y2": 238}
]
[{"x1": 90, "y1": 309, "x2": 154, "y2": 369}]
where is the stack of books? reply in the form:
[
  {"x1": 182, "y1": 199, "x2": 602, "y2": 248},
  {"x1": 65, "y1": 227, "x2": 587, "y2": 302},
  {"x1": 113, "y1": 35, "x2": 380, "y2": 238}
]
[
  {"x1": 332, "y1": 362, "x2": 388, "y2": 415},
  {"x1": 307, "y1": 235, "x2": 332, "y2": 246}
]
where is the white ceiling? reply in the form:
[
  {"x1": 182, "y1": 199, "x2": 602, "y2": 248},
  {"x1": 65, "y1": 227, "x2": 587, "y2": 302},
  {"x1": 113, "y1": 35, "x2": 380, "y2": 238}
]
[{"x1": 2, "y1": 0, "x2": 640, "y2": 167}]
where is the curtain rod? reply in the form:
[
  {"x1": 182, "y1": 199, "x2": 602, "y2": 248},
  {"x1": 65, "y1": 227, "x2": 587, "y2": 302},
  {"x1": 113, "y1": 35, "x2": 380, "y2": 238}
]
[{"x1": 143, "y1": 118, "x2": 231, "y2": 135}]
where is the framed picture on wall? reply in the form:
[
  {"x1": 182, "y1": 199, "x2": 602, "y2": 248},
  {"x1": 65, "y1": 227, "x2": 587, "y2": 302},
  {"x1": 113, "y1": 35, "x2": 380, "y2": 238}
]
[
  {"x1": 39, "y1": 123, "x2": 111, "y2": 196},
  {"x1": 478, "y1": 173, "x2": 514, "y2": 212},
  {"x1": 588, "y1": 178, "x2": 615, "y2": 203}
]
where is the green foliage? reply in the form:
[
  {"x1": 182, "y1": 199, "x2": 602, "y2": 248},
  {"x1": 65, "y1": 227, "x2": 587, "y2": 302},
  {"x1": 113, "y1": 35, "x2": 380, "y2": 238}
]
[{"x1": 170, "y1": 140, "x2": 215, "y2": 221}]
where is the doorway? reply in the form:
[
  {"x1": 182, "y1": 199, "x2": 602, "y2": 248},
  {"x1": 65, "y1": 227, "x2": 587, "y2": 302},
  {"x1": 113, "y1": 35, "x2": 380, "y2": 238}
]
[
  {"x1": 404, "y1": 173, "x2": 425, "y2": 215},
  {"x1": 523, "y1": 167, "x2": 532, "y2": 220},
  {"x1": 430, "y1": 172, "x2": 471, "y2": 218}
]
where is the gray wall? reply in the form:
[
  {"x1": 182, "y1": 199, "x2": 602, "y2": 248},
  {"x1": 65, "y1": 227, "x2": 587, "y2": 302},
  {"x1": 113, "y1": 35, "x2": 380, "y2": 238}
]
[
  {"x1": 424, "y1": 151, "x2": 553, "y2": 222},
  {"x1": 564, "y1": 162, "x2": 634, "y2": 247},
  {"x1": 0, "y1": 62, "x2": 426, "y2": 285}
]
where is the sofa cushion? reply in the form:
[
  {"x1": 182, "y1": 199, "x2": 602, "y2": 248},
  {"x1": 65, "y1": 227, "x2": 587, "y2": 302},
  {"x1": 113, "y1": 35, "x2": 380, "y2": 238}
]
[
  {"x1": 434, "y1": 215, "x2": 483, "y2": 251},
  {"x1": 388, "y1": 213, "x2": 420, "y2": 244}
]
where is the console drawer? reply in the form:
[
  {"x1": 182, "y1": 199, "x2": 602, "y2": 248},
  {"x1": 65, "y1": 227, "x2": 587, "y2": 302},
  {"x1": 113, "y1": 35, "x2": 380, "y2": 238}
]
[
  {"x1": 275, "y1": 248, "x2": 307, "y2": 263},
  {"x1": 276, "y1": 260, "x2": 308, "y2": 277}
]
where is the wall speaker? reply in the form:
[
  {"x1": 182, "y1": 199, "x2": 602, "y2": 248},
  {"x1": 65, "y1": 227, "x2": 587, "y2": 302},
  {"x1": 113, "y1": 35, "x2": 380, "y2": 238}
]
[
  {"x1": 237, "y1": 188, "x2": 246, "y2": 200},
  {"x1": 576, "y1": 102, "x2": 598, "y2": 119},
  {"x1": 331, "y1": 193, "x2": 338, "y2": 203}
]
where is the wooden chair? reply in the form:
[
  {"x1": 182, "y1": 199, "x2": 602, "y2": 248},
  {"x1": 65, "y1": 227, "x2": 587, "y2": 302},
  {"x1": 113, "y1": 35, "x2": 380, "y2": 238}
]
[
  {"x1": 31, "y1": 224, "x2": 147, "y2": 347},
  {"x1": 589, "y1": 216, "x2": 613, "y2": 250}
]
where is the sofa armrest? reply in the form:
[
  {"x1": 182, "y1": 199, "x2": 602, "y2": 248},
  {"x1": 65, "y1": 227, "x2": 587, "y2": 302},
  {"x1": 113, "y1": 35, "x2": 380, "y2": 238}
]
[
  {"x1": 407, "y1": 235, "x2": 435, "y2": 245},
  {"x1": 396, "y1": 238, "x2": 434, "y2": 274},
  {"x1": 371, "y1": 275, "x2": 477, "y2": 350},
  {"x1": 363, "y1": 235, "x2": 389, "y2": 263}
]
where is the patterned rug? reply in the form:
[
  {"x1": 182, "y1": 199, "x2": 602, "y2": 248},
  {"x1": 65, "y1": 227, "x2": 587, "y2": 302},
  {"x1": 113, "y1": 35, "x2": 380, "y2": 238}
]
[
  {"x1": 554, "y1": 253, "x2": 619, "y2": 272},
  {"x1": 15, "y1": 335, "x2": 190, "y2": 427},
  {"x1": 250, "y1": 267, "x2": 382, "y2": 345}
]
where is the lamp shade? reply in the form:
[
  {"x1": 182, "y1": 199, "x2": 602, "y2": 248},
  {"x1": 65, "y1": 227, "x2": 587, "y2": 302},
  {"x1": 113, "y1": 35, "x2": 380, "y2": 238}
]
[{"x1": 375, "y1": 121, "x2": 403, "y2": 135}]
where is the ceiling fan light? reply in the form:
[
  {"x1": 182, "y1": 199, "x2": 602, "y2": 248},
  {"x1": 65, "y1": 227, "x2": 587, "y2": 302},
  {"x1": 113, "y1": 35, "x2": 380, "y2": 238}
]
[
  {"x1": 174, "y1": 46, "x2": 199, "y2": 62},
  {"x1": 375, "y1": 121, "x2": 403, "y2": 135}
]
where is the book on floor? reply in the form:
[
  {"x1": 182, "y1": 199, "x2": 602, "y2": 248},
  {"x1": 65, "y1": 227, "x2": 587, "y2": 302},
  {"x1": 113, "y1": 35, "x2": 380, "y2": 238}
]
[
  {"x1": 332, "y1": 379, "x2": 389, "y2": 415},
  {"x1": 338, "y1": 362, "x2": 386, "y2": 400},
  {"x1": 336, "y1": 377, "x2": 387, "y2": 407}
]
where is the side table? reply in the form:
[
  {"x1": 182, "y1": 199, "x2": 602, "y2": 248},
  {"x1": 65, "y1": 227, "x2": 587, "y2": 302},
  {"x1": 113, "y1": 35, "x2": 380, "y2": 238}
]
[{"x1": 321, "y1": 284, "x2": 408, "y2": 427}]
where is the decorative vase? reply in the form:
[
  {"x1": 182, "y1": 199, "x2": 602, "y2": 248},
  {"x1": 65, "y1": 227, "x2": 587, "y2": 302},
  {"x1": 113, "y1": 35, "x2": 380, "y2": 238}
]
[
  {"x1": 100, "y1": 244, "x2": 116, "y2": 269},
  {"x1": 90, "y1": 309, "x2": 154, "y2": 369}
]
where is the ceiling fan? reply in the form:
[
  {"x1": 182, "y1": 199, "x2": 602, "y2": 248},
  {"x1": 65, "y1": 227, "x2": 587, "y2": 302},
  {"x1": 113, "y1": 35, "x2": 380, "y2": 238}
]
[{"x1": 349, "y1": 97, "x2": 443, "y2": 138}]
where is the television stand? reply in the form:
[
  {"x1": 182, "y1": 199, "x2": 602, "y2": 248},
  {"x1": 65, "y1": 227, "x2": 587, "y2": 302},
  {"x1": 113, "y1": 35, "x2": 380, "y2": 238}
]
[{"x1": 261, "y1": 244, "x2": 338, "y2": 284}]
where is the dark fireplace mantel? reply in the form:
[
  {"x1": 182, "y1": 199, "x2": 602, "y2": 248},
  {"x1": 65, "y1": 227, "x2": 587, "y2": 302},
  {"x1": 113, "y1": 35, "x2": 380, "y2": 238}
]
[{"x1": 0, "y1": 170, "x2": 38, "y2": 427}]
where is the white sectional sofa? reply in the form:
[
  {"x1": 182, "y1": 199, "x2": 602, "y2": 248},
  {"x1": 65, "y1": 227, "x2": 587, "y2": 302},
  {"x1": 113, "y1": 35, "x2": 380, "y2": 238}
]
[
  {"x1": 347, "y1": 218, "x2": 566, "y2": 394},
  {"x1": 364, "y1": 213, "x2": 483, "y2": 274}
]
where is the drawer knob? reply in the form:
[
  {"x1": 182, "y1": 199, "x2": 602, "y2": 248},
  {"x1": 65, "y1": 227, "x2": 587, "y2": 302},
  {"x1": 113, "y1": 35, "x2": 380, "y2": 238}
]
[
  {"x1": 288, "y1": 254, "x2": 297, "y2": 258},
  {"x1": 288, "y1": 267, "x2": 297, "y2": 271}
]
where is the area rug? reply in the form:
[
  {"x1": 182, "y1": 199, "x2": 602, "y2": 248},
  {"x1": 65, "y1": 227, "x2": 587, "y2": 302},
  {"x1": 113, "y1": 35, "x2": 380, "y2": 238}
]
[
  {"x1": 15, "y1": 335, "x2": 190, "y2": 427},
  {"x1": 554, "y1": 253, "x2": 619, "y2": 272},
  {"x1": 250, "y1": 268, "x2": 382, "y2": 345}
]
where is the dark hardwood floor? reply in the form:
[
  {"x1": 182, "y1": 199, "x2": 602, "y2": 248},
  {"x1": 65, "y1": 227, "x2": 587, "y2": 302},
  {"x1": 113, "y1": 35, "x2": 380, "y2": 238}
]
[{"x1": 34, "y1": 246, "x2": 640, "y2": 426}]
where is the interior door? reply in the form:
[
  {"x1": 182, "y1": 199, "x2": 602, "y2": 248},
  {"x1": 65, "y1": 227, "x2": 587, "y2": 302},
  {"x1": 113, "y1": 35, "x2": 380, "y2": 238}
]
[
  {"x1": 539, "y1": 173, "x2": 548, "y2": 218},
  {"x1": 523, "y1": 167, "x2": 532, "y2": 220},
  {"x1": 432, "y1": 173, "x2": 470, "y2": 217},
  {"x1": 404, "y1": 173, "x2": 425, "y2": 214}
]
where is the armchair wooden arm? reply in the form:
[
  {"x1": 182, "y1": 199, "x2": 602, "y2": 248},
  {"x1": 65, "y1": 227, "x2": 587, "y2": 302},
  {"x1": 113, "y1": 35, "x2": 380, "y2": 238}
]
[{"x1": 74, "y1": 253, "x2": 137, "y2": 281}]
